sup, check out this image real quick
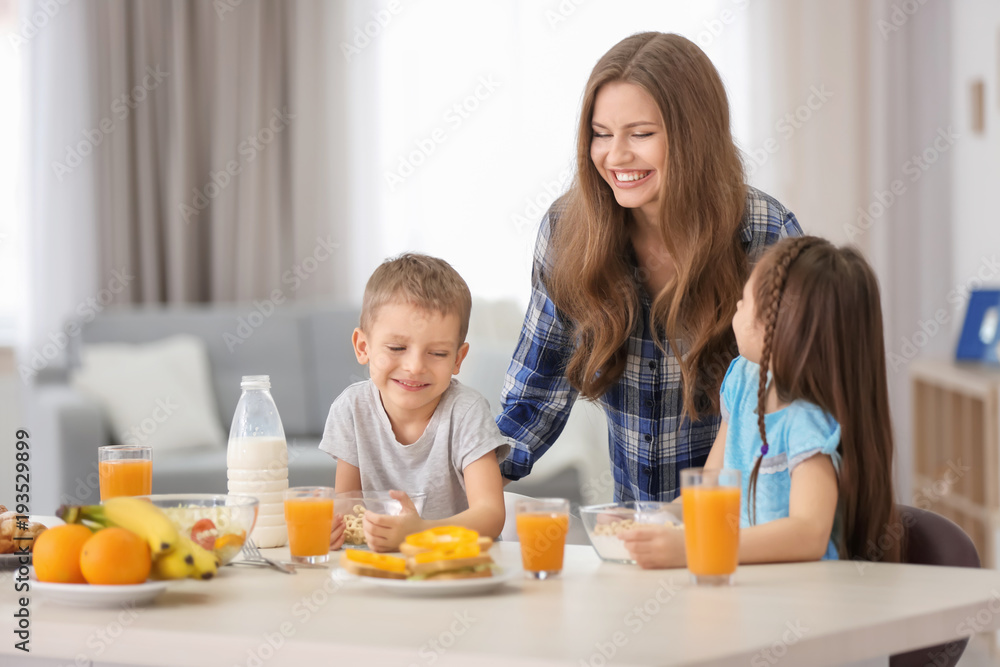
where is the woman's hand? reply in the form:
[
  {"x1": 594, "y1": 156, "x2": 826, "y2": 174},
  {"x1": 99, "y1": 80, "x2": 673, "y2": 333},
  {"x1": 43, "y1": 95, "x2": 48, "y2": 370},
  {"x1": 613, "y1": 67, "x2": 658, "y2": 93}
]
[
  {"x1": 362, "y1": 490, "x2": 426, "y2": 552},
  {"x1": 329, "y1": 513, "x2": 346, "y2": 551},
  {"x1": 620, "y1": 525, "x2": 686, "y2": 569}
]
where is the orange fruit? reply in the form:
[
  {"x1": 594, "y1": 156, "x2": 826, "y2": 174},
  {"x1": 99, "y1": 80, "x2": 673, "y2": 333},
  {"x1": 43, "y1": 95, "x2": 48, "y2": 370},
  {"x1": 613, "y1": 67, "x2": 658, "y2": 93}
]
[
  {"x1": 33, "y1": 524, "x2": 93, "y2": 584},
  {"x1": 80, "y1": 527, "x2": 151, "y2": 585}
]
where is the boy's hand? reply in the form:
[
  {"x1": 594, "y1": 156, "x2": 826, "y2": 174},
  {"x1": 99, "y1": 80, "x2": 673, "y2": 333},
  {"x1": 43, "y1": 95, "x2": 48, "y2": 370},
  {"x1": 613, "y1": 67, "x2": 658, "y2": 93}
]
[
  {"x1": 362, "y1": 490, "x2": 425, "y2": 552},
  {"x1": 620, "y1": 525, "x2": 686, "y2": 569},
  {"x1": 330, "y1": 513, "x2": 346, "y2": 551}
]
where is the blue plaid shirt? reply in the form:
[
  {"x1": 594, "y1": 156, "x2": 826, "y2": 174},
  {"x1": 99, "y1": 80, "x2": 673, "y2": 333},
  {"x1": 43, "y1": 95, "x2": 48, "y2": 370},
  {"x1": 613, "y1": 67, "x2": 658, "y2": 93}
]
[{"x1": 496, "y1": 186, "x2": 803, "y2": 502}]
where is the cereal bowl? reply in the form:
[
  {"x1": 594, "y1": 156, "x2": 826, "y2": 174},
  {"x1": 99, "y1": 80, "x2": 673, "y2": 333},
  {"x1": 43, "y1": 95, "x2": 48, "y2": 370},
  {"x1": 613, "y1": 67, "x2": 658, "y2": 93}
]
[
  {"x1": 333, "y1": 491, "x2": 428, "y2": 547},
  {"x1": 143, "y1": 494, "x2": 259, "y2": 565},
  {"x1": 579, "y1": 501, "x2": 683, "y2": 564}
]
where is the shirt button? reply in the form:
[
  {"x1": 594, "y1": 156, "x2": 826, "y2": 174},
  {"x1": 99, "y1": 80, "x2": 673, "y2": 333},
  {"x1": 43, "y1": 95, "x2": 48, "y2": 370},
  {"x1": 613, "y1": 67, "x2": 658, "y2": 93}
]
[
  {"x1": 645, "y1": 399, "x2": 655, "y2": 408},
  {"x1": 643, "y1": 466, "x2": 653, "y2": 475},
  {"x1": 648, "y1": 360, "x2": 656, "y2": 370},
  {"x1": 644, "y1": 434, "x2": 652, "y2": 442}
]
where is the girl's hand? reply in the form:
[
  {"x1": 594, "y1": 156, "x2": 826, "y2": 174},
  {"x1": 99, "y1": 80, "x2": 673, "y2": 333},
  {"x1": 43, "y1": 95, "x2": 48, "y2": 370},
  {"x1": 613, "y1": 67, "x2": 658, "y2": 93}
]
[
  {"x1": 329, "y1": 513, "x2": 346, "y2": 551},
  {"x1": 362, "y1": 490, "x2": 425, "y2": 552},
  {"x1": 620, "y1": 525, "x2": 686, "y2": 569}
]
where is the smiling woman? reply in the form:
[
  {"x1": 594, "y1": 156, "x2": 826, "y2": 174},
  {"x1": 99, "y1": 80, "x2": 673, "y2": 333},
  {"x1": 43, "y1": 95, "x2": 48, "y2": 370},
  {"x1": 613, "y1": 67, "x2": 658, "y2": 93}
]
[{"x1": 497, "y1": 32, "x2": 803, "y2": 503}]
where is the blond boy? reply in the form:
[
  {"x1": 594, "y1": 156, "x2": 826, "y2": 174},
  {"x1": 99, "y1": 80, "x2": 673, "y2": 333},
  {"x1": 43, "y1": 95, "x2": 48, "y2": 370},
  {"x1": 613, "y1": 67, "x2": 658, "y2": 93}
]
[{"x1": 319, "y1": 253, "x2": 509, "y2": 551}]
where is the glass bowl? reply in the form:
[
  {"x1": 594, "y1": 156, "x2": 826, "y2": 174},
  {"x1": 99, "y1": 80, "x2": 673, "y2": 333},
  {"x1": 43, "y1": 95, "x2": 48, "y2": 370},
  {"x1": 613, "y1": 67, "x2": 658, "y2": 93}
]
[
  {"x1": 142, "y1": 494, "x2": 259, "y2": 565},
  {"x1": 333, "y1": 491, "x2": 428, "y2": 548},
  {"x1": 579, "y1": 501, "x2": 683, "y2": 564}
]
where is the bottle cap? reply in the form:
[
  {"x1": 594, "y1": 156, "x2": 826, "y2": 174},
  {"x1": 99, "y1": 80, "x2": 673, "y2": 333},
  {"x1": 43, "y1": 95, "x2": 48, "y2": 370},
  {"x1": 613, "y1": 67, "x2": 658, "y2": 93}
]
[{"x1": 241, "y1": 375, "x2": 271, "y2": 389}]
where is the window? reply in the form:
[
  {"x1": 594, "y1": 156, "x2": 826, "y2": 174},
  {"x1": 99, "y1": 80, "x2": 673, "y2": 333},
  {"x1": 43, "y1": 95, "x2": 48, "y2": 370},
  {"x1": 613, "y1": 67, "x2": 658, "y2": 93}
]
[
  {"x1": 0, "y1": 0, "x2": 23, "y2": 344},
  {"x1": 351, "y1": 0, "x2": 750, "y2": 303}
]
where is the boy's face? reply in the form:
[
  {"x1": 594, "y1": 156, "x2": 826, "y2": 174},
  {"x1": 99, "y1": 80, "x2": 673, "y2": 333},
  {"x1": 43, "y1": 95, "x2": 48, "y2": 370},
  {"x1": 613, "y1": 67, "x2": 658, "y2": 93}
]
[{"x1": 352, "y1": 302, "x2": 469, "y2": 420}]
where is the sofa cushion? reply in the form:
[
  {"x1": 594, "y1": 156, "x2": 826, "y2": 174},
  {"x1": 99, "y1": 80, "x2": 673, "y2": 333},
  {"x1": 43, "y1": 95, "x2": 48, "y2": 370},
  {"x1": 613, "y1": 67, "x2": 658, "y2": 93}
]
[
  {"x1": 77, "y1": 305, "x2": 313, "y2": 437},
  {"x1": 71, "y1": 335, "x2": 226, "y2": 452}
]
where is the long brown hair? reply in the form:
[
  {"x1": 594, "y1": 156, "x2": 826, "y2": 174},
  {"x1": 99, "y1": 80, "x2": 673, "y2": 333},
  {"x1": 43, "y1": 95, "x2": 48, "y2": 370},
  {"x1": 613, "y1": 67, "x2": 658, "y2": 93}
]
[
  {"x1": 747, "y1": 236, "x2": 901, "y2": 562},
  {"x1": 547, "y1": 32, "x2": 747, "y2": 420}
]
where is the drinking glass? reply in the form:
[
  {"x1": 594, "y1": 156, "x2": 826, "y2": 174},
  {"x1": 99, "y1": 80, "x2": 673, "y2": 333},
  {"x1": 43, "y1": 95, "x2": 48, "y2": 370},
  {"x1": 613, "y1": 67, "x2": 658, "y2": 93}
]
[
  {"x1": 284, "y1": 486, "x2": 335, "y2": 564},
  {"x1": 98, "y1": 445, "x2": 152, "y2": 500},
  {"x1": 515, "y1": 498, "x2": 570, "y2": 579},
  {"x1": 680, "y1": 468, "x2": 741, "y2": 585}
]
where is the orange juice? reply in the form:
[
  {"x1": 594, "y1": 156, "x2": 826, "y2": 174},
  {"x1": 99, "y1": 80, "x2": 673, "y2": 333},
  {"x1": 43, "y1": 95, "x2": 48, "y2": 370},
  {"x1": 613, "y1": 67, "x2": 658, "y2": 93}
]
[
  {"x1": 681, "y1": 486, "x2": 741, "y2": 576},
  {"x1": 516, "y1": 512, "x2": 569, "y2": 572},
  {"x1": 284, "y1": 498, "x2": 334, "y2": 557},
  {"x1": 98, "y1": 460, "x2": 152, "y2": 500}
]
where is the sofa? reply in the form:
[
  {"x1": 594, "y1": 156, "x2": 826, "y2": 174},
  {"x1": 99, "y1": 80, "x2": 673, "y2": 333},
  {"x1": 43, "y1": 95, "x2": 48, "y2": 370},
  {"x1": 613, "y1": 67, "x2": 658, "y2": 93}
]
[{"x1": 29, "y1": 301, "x2": 611, "y2": 514}]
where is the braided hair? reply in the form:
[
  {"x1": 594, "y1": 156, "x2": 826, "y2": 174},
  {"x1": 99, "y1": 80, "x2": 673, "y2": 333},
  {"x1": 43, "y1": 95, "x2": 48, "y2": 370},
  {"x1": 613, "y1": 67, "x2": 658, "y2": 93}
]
[{"x1": 748, "y1": 237, "x2": 824, "y2": 525}]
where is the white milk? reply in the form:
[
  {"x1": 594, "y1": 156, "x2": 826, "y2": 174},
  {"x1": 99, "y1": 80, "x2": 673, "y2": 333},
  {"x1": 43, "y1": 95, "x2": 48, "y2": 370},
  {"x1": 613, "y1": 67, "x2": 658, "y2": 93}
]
[{"x1": 227, "y1": 436, "x2": 288, "y2": 548}]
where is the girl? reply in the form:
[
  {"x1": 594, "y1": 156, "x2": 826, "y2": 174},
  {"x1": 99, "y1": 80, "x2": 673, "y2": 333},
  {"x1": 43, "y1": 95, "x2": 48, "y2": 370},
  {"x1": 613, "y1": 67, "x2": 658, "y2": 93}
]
[
  {"x1": 623, "y1": 236, "x2": 902, "y2": 566},
  {"x1": 497, "y1": 32, "x2": 802, "y2": 503}
]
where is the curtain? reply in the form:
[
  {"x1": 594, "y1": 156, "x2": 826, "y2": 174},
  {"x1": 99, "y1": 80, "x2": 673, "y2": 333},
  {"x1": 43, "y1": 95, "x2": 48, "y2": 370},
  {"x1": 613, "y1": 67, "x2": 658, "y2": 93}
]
[{"x1": 23, "y1": 0, "x2": 350, "y2": 359}]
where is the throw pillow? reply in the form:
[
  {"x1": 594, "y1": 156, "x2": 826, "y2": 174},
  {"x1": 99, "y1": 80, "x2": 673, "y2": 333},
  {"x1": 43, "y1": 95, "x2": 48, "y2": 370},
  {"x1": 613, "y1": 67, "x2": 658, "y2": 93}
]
[{"x1": 71, "y1": 335, "x2": 226, "y2": 452}]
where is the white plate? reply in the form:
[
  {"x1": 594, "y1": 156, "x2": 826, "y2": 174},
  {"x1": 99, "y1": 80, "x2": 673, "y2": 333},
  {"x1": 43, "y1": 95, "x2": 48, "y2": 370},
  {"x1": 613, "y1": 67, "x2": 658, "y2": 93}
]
[
  {"x1": 30, "y1": 575, "x2": 169, "y2": 607},
  {"x1": 342, "y1": 566, "x2": 521, "y2": 597}
]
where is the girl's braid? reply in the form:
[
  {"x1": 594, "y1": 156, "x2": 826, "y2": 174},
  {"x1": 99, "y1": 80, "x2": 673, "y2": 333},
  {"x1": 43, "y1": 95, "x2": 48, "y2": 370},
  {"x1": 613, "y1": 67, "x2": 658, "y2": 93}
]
[{"x1": 748, "y1": 236, "x2": 817, "y2": 524}]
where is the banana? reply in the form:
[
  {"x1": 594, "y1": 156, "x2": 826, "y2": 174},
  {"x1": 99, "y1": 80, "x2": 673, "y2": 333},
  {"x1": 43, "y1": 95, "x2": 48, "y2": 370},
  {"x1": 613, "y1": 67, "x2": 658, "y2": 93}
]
[
  {"x1": 181, "y1": 534, "x2": 220, "y2": 580},
  {"x1": 150, "y1": 539, "x2": 195, "y2": 580},
  {"x1": 100, "y1": 497, "x2": 180, "y2": 557}
]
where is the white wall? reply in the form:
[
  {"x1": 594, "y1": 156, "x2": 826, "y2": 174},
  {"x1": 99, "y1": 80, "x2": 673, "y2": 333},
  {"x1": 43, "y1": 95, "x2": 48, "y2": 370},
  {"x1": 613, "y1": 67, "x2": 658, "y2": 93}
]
[{"x1": 951, "y1": 0, "x2": 1000, "y2": 320}]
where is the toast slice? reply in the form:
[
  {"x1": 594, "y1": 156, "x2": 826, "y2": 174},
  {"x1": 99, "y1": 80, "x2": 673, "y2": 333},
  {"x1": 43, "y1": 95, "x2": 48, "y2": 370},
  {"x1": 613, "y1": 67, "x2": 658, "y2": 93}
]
[{"x1": 339, "y1": 551, "x2": 408, "y2": 580}]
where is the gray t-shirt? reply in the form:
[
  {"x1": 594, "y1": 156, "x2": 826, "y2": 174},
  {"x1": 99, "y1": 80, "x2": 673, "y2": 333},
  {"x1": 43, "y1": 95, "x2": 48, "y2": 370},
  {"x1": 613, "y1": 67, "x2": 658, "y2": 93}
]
[{"x1": 319, "y1": 378, "x2": 510, "y2": 520}]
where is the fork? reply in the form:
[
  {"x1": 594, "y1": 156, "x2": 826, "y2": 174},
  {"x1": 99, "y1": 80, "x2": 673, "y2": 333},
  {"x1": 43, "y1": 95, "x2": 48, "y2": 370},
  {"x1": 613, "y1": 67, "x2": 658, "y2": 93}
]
[{"x1": 236, "y1": 537, "x2": 297, "y2": 574}]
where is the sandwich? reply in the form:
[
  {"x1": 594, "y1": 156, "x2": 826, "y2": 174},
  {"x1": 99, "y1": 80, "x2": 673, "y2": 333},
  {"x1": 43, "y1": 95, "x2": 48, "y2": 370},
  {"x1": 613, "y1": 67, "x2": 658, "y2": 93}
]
[
  {"x1": 339, "y1": 550, "x2": 409, "y2": 580},
  {"x1": 338, "y1": 526, "x2": 497, "y2": 581},
  {"x1": 401, "y1": 527, "x2": 495, "y2": 581}
]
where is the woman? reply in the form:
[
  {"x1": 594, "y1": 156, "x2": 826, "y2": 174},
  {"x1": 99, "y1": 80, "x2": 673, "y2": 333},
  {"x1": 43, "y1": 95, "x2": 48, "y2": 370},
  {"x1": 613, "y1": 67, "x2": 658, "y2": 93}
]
[{"x1": 497, "y1": 32, "x2": 802, "y2": 501}]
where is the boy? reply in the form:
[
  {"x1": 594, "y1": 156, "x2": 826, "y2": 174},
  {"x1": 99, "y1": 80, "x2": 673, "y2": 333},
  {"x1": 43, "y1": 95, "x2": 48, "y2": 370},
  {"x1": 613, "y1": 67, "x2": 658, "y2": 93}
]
[{"x1": 320, "y1": 253, "x2": 509, "y2": 552}]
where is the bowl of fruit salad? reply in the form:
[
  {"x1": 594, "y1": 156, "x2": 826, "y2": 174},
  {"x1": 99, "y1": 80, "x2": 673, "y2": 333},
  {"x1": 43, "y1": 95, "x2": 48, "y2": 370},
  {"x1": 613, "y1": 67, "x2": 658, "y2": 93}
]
[{"x1": 143, "y1": 494, "x2": 258, "y2": 565}]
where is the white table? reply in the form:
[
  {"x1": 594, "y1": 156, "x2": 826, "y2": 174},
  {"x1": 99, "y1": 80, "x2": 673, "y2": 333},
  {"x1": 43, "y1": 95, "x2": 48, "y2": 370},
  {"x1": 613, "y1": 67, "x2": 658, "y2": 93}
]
[{"x1": 3, "y1": 542, "x2": 1000, "y2": 666}]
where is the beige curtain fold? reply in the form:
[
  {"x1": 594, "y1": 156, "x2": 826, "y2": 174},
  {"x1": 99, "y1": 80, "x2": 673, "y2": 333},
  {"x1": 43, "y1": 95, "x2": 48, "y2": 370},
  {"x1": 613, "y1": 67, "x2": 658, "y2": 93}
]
[{"x1": 86, "y1": 0, "x2": 345, "y2": 305}]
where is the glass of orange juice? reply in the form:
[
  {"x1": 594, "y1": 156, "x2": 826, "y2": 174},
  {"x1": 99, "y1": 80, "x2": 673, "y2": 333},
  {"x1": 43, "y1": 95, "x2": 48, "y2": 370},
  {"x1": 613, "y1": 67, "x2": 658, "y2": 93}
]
[
  {"x1": 284, "y1": 486, "x2": 335, "y2": 564},
  {"x1": 681, "y1": 468, "x2": 741, "y2": 585},
  {"x1": 515, "y1": 498, "x2": 570, "y2": 579},
  {"x1": 98, "y1": 445, "x2": 153, "y2": 500}
]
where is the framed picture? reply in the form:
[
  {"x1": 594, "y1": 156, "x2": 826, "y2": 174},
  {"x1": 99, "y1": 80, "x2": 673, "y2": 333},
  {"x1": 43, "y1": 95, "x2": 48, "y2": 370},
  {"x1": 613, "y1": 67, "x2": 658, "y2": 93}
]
[{"x1": 956, "y1": 289, "x2": 1000, "y2": 365}]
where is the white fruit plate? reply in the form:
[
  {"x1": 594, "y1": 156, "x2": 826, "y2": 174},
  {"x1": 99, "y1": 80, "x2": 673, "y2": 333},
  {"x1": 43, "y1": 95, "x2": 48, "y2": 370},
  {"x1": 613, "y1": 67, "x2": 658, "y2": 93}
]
[
  {"x1": 339, "y1": 566, "x2": 521, "y2": 597},
  {"x1": 30, "y1": 573, "x2": 169, "y2": 608}
]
